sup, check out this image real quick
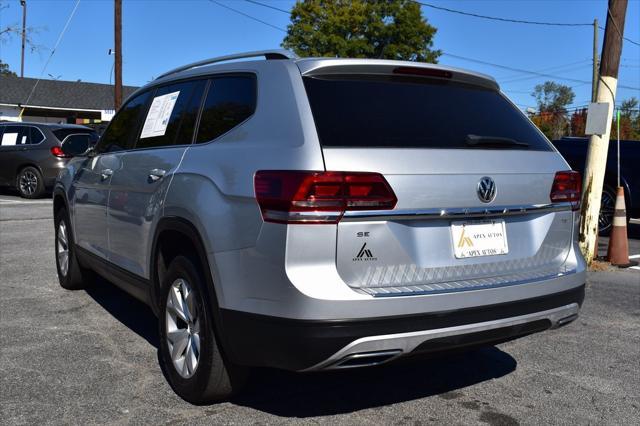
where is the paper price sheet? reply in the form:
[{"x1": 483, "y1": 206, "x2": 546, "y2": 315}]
[{"x1": 140, "y1": 91, "x2": 180, "y2": 139}]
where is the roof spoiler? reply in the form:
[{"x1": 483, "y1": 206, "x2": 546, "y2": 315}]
[{"x1": 297, "y1": 59, "x2": 499, "y2": 91}]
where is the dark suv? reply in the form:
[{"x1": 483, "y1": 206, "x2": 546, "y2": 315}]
[{"x1": 0, "y1": 122, "x2": 98, "y2": 198}]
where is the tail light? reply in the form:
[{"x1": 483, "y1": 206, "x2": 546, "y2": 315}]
[
  {"x1": 550, "y1": 171, "x2": 581, "y2": 210},
  {"x1": 254, "y1": 171, "x2": 397, "y2": 224},
  {"x1": 50, "y1": 146, "x2": 67, "y2": 158}
]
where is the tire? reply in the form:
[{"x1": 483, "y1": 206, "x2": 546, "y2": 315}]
[
  {"x1": 54, "y1": 208, "x2": 94, "y2": 290},
  {"x1": 159, "y1": 255, "x2": 247, "y2": 404},
  {"x1": 598, "y1": 184, "x2": 629, "y2": 236},
  {"x1": 16, "y1": 166, "x2": 45, "y2": 199}
]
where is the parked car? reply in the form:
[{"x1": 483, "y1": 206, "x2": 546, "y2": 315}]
[
  {"x1": 553, "y1": 137, "x2": 639, "y2": 234},
  {"x1": 54, "y1": 50, "x2": 586, "y2": 404},
  {"x1": 0, "y1": 122, "x2": 98, "y2": 198}
]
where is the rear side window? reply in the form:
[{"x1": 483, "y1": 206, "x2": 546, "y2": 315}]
[
  {"x1": 96, "y1": 90, "x2": 152, "y2": 153},
  {"x1": 303, "y1": 75, "x2": 552, "y2": 151},
  {"x1": 195, "y1": 76, "x2": 256, "y2": 144},
  {"x1": 52, "y1": 128, "x2": 93, "y2": 142},
  {"x1": 136, "y1": 79, "x2": 206, "y2": 149},
  {"x1": 30, "y1": 127, "x2": 45, "y2": 144}
]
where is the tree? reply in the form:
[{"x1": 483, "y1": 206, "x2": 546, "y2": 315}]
[
  {"x1": 0, "y1": 59, "x2": 16, "y2": 76},
  {"x1": 531, "y1": 81, "x2": 575, "y2": 140},
  {"x1": 618, "y1": 97, "x2": 640, "y2": 140},
  {"x1": 570, "y1": 108, "x2": 588, "y2": 137},
  {"x1": 282, "y1": 0, "x2": 441, "y2": 62},
  {"x1": 0, "y1": 0, "x2": 44, "y2": 73}
]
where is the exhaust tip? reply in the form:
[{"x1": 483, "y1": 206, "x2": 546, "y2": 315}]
[
  {"x1": 556, "y1": 314, "x2": 578, "y2": 327},
  {"x1": 331, "y1": 350, "x2": 402, "y2": 369}
]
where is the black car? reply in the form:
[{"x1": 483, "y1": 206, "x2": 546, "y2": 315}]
[
  {"x1": 0, "y1": 122, "x2": 98, "y2": 198},
  {"x1": 553, "y1": 137, "x2": 640, "y2": 234}
]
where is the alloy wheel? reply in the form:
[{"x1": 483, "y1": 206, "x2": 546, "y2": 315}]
[
  {"x1": 599, "y1": 190, "x2": 615, "y2": 234},
  {"x1": 166, "y1": 278, "x2": 201, "y2": 379},
  {"x1": 19, "y1": 171, "x2": 38, "y2": 196},
  {"x1": 57, "y1": 221, "x2": 70, "y2": 277}
]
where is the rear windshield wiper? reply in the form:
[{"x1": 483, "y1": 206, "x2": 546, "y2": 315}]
[{"x1": 465, "y1": 134, "x2": 529, "y2": 148}]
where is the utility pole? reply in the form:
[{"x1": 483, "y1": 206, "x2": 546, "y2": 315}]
[
  {"x1": 20, "y1": 0, "x2": 27, "y2": 78},
  {"x1": 580, "y1": 0, "x2": 627, "y2": 263},
  {"x1": 114, "y1": 0, "x2": 123, "y2": 110},
  {"x1": 591, "y1": 18, "x2": 598, "y2": 102}
]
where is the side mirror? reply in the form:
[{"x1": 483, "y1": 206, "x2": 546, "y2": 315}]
[{"x1": 61, "y1": 134, "x2": 94, "y2": 157}]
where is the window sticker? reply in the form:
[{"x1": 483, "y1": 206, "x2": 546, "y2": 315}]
[
  {"x1": 1, "y1": 132, "x2": 18, "y2": 146},
  {"x1": 140, "y1": 91, "x2": 180, "y2": 139}
]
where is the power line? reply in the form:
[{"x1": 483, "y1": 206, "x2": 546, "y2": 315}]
[
  {"x1": 414, "y1": 1, "x2": 640, "y2": 46},
  {"x1": 21, "y1": 0, "x2": 81, "y2": 110},
  {"x1": 244, "y1": 0, "x2": 289, "y2": 15},
  {"x1": 209, "y1": 0, "x2": 286, "y2": 33},
  {"x1": 442, "y1": 53, "x2": 639, "y2": 91},
  {"x1": 414, "y1": 1, "x2": 593, "y2": 27}
]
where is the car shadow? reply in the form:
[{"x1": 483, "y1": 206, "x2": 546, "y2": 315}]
[
  {"x1": 84, "y1": 278, "x2": 518, "y2": 414},
  {"x1": 233, "y1": 347, "x2": 517, "y2": 417},
  {"x1": 84, "y1": 277, "x2": 159, "y2": 349}
]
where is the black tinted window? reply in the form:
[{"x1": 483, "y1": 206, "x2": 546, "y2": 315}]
[
  {"x1": 195, "y1": 76, "x2": 256, "y2": 144},
  {"x1": 96, "y1": 91, "x2": 151, "y2": 153},
  {"x1": 136, "y1": 80, "x2": 206, "y2": 149},
  {"x1": 30, "y1": 127, "x2": 45, "y2": 144},
  {"x1": 303, "y1": 76, "x2": 552, "y2": 151},
  {"x1": 52, "y1": 128, "x2": 94, "y2": 142}
]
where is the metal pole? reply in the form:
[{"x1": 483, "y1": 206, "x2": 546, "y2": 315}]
[
  {"x1": 20, "y1": 0, "x2": 27, "y2": 78},
  {"x1": 592, "y1": 18, "x2": 598, "y2": 103},
  {"x1": 617, "y1": 109, "x2": 620, "y2": 188}
]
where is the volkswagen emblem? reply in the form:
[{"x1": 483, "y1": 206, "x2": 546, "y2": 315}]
[{"x1": 477, "y1": 177, "x2": 496, "y2": 203}]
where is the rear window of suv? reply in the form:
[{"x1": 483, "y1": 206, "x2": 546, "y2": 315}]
[{"x1": 303, "y1": 75, "x2": 552, "y2": 151}]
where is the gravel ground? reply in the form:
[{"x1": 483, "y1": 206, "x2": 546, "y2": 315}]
[{"x1": 1, "y1": 194, "x2": 638, "y2": 425}]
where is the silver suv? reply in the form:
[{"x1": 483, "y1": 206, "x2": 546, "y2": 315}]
[{"x1": 54, "y1": 50, "x2": 586, "y2": 404}]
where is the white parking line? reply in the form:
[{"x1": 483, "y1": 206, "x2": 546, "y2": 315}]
[
  {"x1": 0, "y1": 199, "x2": 52, "y2": 206},
  {"x1": 630, "y1": 254, "x2": 640, "y2": 259}
]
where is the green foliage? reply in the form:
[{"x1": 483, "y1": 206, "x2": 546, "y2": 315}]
[
  {"x1": 282, "y1": 0, "x2": 441, "y2": 62},
  {"x1": 530, "y1": 81, "x2": 576, "y2": 140},
  {"x1": 0, "y1": 60, "x2": 16, "y2": 76},
  {"x1": 532, "y1": 81, "x2": 575, "y2": 114}
]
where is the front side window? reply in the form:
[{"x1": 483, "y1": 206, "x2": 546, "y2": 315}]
[
  {"x1": 136, "y1": 79, "x2": 206, "y2": 149},
  {"x1": 195, "y1": 75, "x2": 256, "y2": 144},
  {"x1": 96, "y1": 91, "x2": 152, "y2": 154}
]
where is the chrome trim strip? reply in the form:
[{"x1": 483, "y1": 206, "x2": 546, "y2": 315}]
[
  {"x1": 342, "y1": 202, "x2": 572, "y2": 221},
  {"x1": 304, "y1": 302, "x2": 580, "y2": 371},
  {"x1": 263, "y1": 209, "x2": 342, "y2": 222}
]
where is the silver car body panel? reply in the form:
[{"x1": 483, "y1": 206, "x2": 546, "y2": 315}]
[{"x1": 58, "y1": 54, "x2": 587, "y2": 370}]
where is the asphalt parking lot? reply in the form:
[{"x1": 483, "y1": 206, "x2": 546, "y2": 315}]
[{"x1": 1, "y1": 193, "x2": 639, "y2": 425}]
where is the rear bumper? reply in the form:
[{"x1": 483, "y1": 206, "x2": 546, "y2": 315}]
[
  {"x1": 42, "y1": 158, "x2": 68, "y2": 187},
  {"x1": 220, "y1": 284, "x2": 585, "y2": 371}
]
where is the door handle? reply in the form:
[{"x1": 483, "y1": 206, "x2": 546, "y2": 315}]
[
  {"x1": 148, "y1": 168, "x2": 166, "y2": 182},
  {"x1": 100, "y1": 169, "x2": 113, "y2": 180}
]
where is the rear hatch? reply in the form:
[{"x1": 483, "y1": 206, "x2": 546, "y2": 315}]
[{"x1": 301, "y1": 65, "x2": 576, "y2": 296}]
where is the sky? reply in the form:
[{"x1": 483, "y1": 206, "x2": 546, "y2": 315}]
[{"x1": 0, "y1": 0, "x2": 639, "y2": 112}]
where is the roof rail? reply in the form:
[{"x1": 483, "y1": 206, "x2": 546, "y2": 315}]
[{"x1": 156, "y1": 49, "x2": 298, "y2": 80}]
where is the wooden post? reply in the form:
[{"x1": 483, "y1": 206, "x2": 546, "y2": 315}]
[
  {"x1": 114, "y1": 0, "x2": 123, "y2": 110},
  {"x1": 580, "y1": 0, "x2": 627, "y2": 263}
]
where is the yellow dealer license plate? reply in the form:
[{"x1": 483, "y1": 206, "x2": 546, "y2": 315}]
[{"x1": 451, "y1": 220, "x2": 509, "y2": 259}]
